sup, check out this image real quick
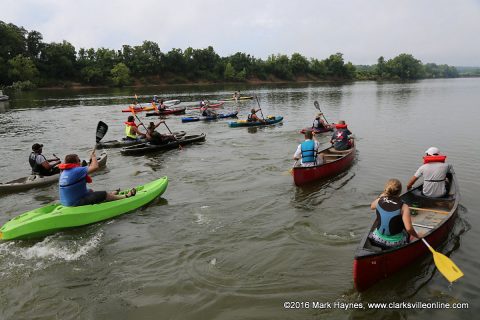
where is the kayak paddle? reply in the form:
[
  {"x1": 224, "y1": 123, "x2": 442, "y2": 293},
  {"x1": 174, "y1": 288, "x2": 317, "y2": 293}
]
[
  {"x1": 421, "y1": 238, "x2": 464, "y2": 283},
  {"x1": 314, "y1": 101, "x2": 330, "y2": 125},
  {"x1": 129, "y1": 106, "x2": 148, "y2": 131},
  {"x1": 96, "y1": 121, "x2": 108, "y2": 144},
  {"x1": 255, "y1": 95, "x2": 266, "y2": 122}
]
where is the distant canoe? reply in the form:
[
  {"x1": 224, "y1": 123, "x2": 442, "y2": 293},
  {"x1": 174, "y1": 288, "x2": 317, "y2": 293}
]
[
  {"x1": 292, "y1": 140, "x2": 355, "y2": 186},
  {"x1": 182, "y1": 111, "x2": 238, "y2": 123},
  {"x1": 190, "y1": 102, "x2": 225, "y2": 110},
  {"x1": 353, "y1": 172, "x2": 459, "y2": 291},
  {"x1": 220, "y1": 96, "x2": 254, "y2": 102},
  {"x1": 145, "y1": 107, "x2": 186, "y2": 116},
  {"x1": 121, "y1": 100, "x2": 180, "y2": 112},
  {"x1": 228, "y1": 116, "x2": 283, "y2": 128},
  {"x1": 300, "y1": 126, "x2": 333, "y2": 134}
]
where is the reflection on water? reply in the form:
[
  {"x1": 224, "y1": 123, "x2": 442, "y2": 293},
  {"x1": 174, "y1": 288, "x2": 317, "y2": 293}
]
[{"x1": 0, "y1": 78, "x2": 479, "y2": 319}]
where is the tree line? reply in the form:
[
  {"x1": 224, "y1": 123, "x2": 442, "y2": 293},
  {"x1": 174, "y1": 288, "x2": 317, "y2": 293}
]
[{"x1": 0, "y1": 20, "x2": 462, "y2": 90}]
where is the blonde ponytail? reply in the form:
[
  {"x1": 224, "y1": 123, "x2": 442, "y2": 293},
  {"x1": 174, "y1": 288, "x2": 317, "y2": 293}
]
[{"x1": 382, "y1": 179, "x2": 402, "y2": 197}]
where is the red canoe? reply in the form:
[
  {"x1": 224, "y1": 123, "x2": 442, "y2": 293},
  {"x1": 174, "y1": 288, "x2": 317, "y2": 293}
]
[
  {"x1": 292, "y1": 140, "x2": 355, "y2": 186},
  {"x1": 300, "y1": 126, "x2": 333, "y2": 134},
  {"x1": 190, "y1": 102, "x2": 225, "y2": 110},
  {"x1": 353, "y1": 172, "x2": 459, "y2": 291}
]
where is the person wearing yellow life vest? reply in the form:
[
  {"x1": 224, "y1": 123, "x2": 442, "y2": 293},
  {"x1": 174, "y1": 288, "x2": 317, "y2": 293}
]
[
  {"x1": 406, "y1": 147, "x2": 454, "y2": 198},
  {"x1": 124, "y1": 116, "x2": 146, "y2": 140}
]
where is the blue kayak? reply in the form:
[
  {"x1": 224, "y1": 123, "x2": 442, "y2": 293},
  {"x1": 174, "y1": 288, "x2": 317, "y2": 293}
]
[
  {"x1": 228, "y1": 116, "x2": 283, "y2": 127},
  {"x1": 182, "y1": 111, "x2": 238, "y2": 123}
]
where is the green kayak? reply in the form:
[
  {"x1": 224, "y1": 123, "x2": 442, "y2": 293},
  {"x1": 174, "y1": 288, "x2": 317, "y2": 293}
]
[{"x1": 0, "y1": 177, "x2": 168, "y2": 240}]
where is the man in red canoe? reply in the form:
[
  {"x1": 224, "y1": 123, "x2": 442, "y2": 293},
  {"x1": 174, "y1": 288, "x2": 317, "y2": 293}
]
[
  {"x1": 330, "y1": 120, "x2": 352, "y2": 150},
  {"x1": 293, "y1": 130, "x2": 325, "y2": 167},
  {"x1": 313, "y1": 113, "x2": 329, "y2": 130},
  {"x1": 59, "y1": 151, "x2": 136, "y2": 207},
  {"x1": 406, "y1": 147, "x2": 454, "y2": 198},
  {"x1": 124, "y1": 116, "x2": 146, "y2": 140}
]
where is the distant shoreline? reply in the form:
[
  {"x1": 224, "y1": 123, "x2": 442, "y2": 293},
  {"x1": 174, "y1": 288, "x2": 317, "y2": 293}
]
[{"x1": 35, "y1": 76, "x2": 480, "y2": 91}]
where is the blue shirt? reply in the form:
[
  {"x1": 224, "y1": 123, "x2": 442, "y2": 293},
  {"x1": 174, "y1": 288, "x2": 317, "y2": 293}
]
[{"x1": 59, "y1": 167, "x2": 89, "y2": 206}]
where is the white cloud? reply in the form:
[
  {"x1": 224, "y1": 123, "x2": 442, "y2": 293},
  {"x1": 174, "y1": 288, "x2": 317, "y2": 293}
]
[{"x1": 2, "y1": 0, "x2": 480, "y2": 65}]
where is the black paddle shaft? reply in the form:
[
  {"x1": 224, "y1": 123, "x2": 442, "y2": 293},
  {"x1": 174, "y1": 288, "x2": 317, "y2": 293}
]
[{"x1": 255, "y1": 96, "x2": 266, "y2": 121}]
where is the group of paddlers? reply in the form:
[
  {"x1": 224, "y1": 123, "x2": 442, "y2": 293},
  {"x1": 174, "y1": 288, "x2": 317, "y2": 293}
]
[
  {"x1": 27, "y1": 99, "x2": 455, "y2": 249},
  {"x1": 124, "y1": 115, "x2": 176, "y2": 145},
  {"x1": 292, "y1": 112, "x2": 454, "y2": 249},
  {"x1": 293, "y1": 119, "x2": 352, "y2": 167}
]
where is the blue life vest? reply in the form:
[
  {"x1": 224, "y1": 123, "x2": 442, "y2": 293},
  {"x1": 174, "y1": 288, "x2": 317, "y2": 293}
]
[
  {"x1": 301, "y1": 140, "x2": 316, "y2": 164},
  {"x1": 59, "y1": 167, "x2": 89, "y2": 206},
  {"x1": 375, "y1": 196, "x2": 404, "y2": 236}
]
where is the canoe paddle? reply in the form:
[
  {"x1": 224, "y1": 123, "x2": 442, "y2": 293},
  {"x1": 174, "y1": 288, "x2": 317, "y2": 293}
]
[
  {"x1": 314, "y1": 101, "x2": 330, "y2": 125},
  {"x1": 255, "y1": 95, "x2": 266, "y2": 122},
  {"x1": 421, "y1": 238, "x2": 464, "y2": 283},
  {"x1": 289, "y1": 160, "x2": 298, "y2": 175}
]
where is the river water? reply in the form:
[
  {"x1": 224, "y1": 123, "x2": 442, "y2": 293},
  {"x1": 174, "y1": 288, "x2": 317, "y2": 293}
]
[{"x1": 0, "y1": 79, "x2": 478, "y2": 319}]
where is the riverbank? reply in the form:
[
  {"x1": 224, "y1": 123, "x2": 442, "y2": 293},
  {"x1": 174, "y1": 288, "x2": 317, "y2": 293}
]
[{"x1": 35, "y1": 75, "x2": 351, "y2": 91}]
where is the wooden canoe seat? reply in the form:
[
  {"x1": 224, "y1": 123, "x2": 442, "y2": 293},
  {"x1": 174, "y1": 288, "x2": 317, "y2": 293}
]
[
  {"x1": 331, "y1": 148, "x2": 352, "y2": 154},
  {"x1": 324, "y1": 154, "x2": 344, "y2": 157}
]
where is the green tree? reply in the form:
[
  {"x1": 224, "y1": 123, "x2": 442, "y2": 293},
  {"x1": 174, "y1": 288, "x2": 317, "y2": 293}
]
[
  {"x1": 224, "y1": 62, "x2": 235, "y2": 81},
  {"x1": 111, "y1": 62, "x2": 130, "y2": 86},
  {"x1": 266, "y1": 54, "x2": 292, "y2": 79},
  {"x1": 323, "y1": 52, "x2": 355, "y2": 79},
  {"x1": 385, "y1": 53, "x2": 424, "y2": 80},
  {"x1": 38, "y1": 41, "x2": 77, "y2": 80},
  {"x1": 235, "y1": 68, "x2": 247, "y2": 81},
  {"x1": 164, "y1": 48, "x2": 187, "y2": 73},
  {"x1": 290, "y1": 53, "x2": 309, "y2": 75},
  {"x1": 376, "y1": 56, "x2": 386, "y2": 78},
  {"x1": 26, "y1": 30, "x2": 43, "y2": 58},
  {"x1": 0, "y1": 21, "x2": 27, "y2": 60},
  {"x1": 309, "y1": 58, "x2": 327, "y2": 77},
  {"x1": 7, "y1": 54, "x2": 39, "y2": 82}
]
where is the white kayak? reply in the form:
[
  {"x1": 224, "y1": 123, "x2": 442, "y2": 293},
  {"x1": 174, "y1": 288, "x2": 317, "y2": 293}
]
[{"x1": 0, "y1": 152, "x2": 108, "y2": 194}]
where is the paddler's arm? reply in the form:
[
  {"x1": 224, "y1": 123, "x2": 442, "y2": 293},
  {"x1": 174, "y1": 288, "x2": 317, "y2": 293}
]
[
  {"x1": 406, "y1": 176, "x2": 418, "y2": 190},
  {"x1": 87, "y1": 150, "x2": 99, "y2": 174},
  {"x1": 154, "y1": 120, "x2": 164, "y2": 129},
  {"x1": 402, "y1": 204, "x2": 421, "y2": 239}
]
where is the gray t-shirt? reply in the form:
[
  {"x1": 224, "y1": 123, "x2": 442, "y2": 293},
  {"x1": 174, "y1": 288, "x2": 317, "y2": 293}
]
[{"x1": 414, "y1": 162, "x2": 454, "y2": 197}]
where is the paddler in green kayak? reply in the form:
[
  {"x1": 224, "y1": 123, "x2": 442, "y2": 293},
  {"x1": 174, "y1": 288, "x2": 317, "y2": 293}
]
[
  {"x1": 59, "y1": 151, "x2": 136, "y2": 206},
  {"x1": 125, "y1": 115, "x2": 146, "y2": 140}
]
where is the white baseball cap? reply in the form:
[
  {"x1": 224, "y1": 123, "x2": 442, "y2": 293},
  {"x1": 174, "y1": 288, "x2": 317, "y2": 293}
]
[{"x1": 425, "y1": 147, "x2": 440, "y2": 155}]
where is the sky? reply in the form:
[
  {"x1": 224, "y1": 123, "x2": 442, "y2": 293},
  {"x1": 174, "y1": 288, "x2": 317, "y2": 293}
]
[{"x1": 2, "y1": 0, "x2": 480, "y2": 66}]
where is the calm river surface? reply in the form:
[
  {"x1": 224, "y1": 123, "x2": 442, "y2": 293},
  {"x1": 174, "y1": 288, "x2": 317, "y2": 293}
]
[{"x1": 0, "y1": 79, "x2": 479, "y2": 319}]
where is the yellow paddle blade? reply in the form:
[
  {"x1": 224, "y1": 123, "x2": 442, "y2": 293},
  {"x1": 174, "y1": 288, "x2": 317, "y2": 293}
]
[
  {"x1": 432, "y1": 250, "x2": 464, "y2": 283},
  {"x1": 422, "y1": 238, "x2": 464, "y2": 283}
]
